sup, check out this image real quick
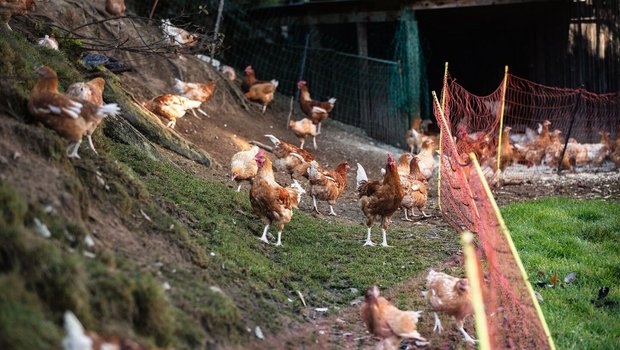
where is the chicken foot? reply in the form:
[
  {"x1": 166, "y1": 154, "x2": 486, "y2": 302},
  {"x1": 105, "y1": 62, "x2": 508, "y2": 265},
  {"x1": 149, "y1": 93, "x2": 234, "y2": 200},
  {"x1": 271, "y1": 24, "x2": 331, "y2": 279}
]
[
  {"x1": 275, "y1": 231, "x2": 283, "y2": 246},
  {"x1": 433, "y1": 312, "x2": 443, "y2": 333},
  {"x1": 410, "y1": 207, "x2": 420, "y2": 217},
  {"x1": 402, "y1": 209, "x2": 413, "y2": 221},
  {"x1": 456, "y1": 319, "x2": 477, "y2": 344},
  {"x1": 86, "y1": 135, "x2": 99, "y2": 155},
  {"x1": 166, "y1": 120, "x2": 176, "y2": 128},
  {"x1": 66, "y1": 140, "x2": 82, "y2": 159},
  {"x1": 197, "y1": 109, "x2": 210, "y2": 118},
  {"x1": 312, "y1": 196, "x2": 321, "y2": 214},
  {"x1": 420, "y1": 209, "x2": 431, "y2": 217},
  {"x1": 259, "y1": 224, "x2": 270, "y2": 244},
  {"x1": 328, "y1": 205, "x2": 336, "y2": 216}
]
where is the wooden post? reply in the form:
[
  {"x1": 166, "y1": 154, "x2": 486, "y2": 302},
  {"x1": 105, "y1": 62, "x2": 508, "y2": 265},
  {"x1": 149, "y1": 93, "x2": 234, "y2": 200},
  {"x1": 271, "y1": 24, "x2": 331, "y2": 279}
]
[
  {"x1": 495, "y1": 65, "x2": 509, "y2": 174},
  {"x1": 149, "y1": 0, "x2": 159, "y2": 19},
  {"x1": 557, "y1": 89, "x2": 583, "y2": 175},
  {"x1": 437, "y1": 62, "x2": 448, "y2": 210},
  {"x1": 210, "y1": 0, "x2": 225, "y2": 60},
  {"x1": 287, "y1": 33, "x2": 310, "y2": 128}
]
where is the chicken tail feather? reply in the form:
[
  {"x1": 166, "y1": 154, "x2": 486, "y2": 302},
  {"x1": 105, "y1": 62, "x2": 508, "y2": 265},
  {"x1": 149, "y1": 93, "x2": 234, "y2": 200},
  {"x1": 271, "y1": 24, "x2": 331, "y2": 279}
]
[
  {"x1": 174, "y1": 78, "x2": 185, "y2": 93},
  {"x1": 328, "y1": 97, "x2": 337, "y2": 105},
  {"x1": 356, "y1": 163, "x2": 368, "y2": 189},
  {"x1": 270, "y1": 79, "x2": 279, "y2": 88},
  {"x1": 97, "y1": 103, "x2": 121, "y2": 117}
]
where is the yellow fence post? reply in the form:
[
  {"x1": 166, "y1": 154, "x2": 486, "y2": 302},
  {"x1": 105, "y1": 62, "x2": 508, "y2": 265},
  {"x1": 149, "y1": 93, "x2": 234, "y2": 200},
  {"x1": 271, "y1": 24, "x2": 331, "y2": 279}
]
[
  {"x1": 495, "y1": 65, "x2": 509, "y2": 174},
  {"x1": 462, "y1": 231, "x2": 491, "y2": 350},
  {"x1": 437, "y1": 62, "x2": 448, "y2": 210}
]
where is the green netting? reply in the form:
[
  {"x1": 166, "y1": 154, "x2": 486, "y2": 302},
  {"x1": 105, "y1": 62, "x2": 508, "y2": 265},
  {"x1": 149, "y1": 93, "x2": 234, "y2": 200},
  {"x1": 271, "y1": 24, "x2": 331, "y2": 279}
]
[
  {"x1": 391, "y1": 9, "x2": 429, "y2": 126},
  {"x1": 131, "y1": 1, "x2": 429, "y2": 148}
]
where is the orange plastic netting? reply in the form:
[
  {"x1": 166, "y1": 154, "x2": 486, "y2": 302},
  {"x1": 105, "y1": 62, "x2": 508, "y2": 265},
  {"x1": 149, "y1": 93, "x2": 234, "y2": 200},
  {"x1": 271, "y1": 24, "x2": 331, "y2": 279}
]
[
  {"x1": 468, "y1": 155, "x2": 554, "y2": 349},
  {"x1": 433, "y1": 76, "x2": 557, "y2": 347},
  {"x1": 441, "y1": 71, "x2": 620, "y2": 170}
]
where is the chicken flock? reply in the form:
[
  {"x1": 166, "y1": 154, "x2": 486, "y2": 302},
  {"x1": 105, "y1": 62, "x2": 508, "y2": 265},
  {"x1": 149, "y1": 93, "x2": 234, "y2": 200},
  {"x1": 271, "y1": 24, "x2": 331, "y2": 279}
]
[{"x1": 9, "y1": 1, "x2": 619, "y2": 349}]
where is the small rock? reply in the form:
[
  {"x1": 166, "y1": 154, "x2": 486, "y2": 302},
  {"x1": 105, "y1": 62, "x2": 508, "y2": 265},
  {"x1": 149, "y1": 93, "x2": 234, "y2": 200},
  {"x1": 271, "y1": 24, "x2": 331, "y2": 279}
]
[
  {"x1": 0, "y1": 155, "x2": 8, "y2": 164},
  {"x1": 84, "y1": 234, "x2": 95, "y2": 248},
  {"x1": 209, "y1": 286, "x2": 223, "y2": 294},
  {"x1": 224, "y1": 124, "x2": 227, "y2": 127},
  {"x1": 349, "y1": 288, "x2": 359, "y2": 294},
  {"x1": 315, "y1": 307, "x2": 328, "y2": 312},
  {"x1": 169, "y1": 224, "x2": 175, "y2": 230},
  {"x1": 83, "y1": 251, "x2": 96, "y2": 259},
  {"x1": 33, "y1": 218, "x2": 51, "y2": 238},
  {"x1": 12, "y1": 151, "x2": 21, "y2": 160},
  {"x1": 254, "y1": 326, "x2": 264, "y2": 340},
  {"x1": 210, "y1": 252, "x2": 216, "y2": 256},
  {"x1": 564, "y1": 272, "x2": 577, "y2": 284},
  {"x1": 44, "y1": 205, "x2": 54, "y2": 214},
  {"x1": 162, "y1": 282, "x2": 171, "y2": 291},
  {"x1": 534, "y1": 291, "x2": 544, "y2": 302}
]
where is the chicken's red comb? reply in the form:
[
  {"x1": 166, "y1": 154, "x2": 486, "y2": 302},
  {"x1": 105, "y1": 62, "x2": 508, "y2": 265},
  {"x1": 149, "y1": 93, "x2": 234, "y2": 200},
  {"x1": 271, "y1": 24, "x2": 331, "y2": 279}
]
[
  {"x1": 387, "y1": 153, "x2": 394, "y2": 162},
  {"x1": 255, "y1": 148, "x2": 266, "y2": 158}
]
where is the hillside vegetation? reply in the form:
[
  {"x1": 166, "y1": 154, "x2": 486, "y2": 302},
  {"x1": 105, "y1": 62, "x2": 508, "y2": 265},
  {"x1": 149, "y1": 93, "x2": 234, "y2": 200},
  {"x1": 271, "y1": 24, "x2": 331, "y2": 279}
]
[{"x1": 0, "y1": 13, "x2": 460, "y2": 349}]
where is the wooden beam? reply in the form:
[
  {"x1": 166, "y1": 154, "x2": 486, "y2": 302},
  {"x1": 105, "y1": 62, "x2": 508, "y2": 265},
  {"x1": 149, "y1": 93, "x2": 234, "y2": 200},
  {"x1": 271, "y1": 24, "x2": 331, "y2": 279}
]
[{"x1": 356, "y1": 22, "x2": 368, "y2": 56}]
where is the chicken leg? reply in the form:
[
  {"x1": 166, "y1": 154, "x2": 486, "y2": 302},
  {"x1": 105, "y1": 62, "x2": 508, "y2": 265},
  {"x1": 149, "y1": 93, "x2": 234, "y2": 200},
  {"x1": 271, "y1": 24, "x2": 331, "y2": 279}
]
[
  {"x1": 313, "y1": 136, "x2": 317, "y2": 150},
  {"x1": 411, "y1": 207, "x2": 419, "y2": 217},
  {"x1": 380, "y1": 228, "x2": 389, "y2": 247},
  {"x1": 275, "y1": 231, "x2": 283, "y2": 246},
  {"x1": 364, "y1": 227, "x2": 375, "y2": 246},
  {"x1": 433, "y1": 312, "x2": 443, "y2": 333},
  {"x1": 457, "y1": 320, "x2": 477, "y2": 344},
  {"x1": 87, "y1": 135, "x2": 98, "y2": 155},
  {"x1": 403, "y1": 209, "x2": 413, "y2": 222},
  {"x1": 259, "y1": 224, "x2": 270, "y2": 244},
  {"x1": 317, "y1": 122, "x2": 322, "y2": 135},
  {"x1": 299, "y1": 139, "x2": 305, "y2": 149},
  {"x1": 261, "y1": 104, "x2": 267, "y2": 114},
  {"x1": 67, "y1": 140, "x2": 82, "y2": 159},
  {"x1": 312, "y1": 196, "x2": 320, "y2": 214},
  {"x1": 328, "y1": 205, "x2": 336, "y2": 216},
  {"x1": 167, "y1": 120, "x2": 176, "y2": 128},
  {"x1": 236, "y1": 184, "x2": 242, "y2": 192}
]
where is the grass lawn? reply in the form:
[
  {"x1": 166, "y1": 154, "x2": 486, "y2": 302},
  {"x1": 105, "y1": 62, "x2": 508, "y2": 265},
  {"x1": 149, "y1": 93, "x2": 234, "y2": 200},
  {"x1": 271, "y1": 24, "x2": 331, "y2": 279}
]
[{"x1": 502, "y1": 197, "x2": 620, "y2": 350}]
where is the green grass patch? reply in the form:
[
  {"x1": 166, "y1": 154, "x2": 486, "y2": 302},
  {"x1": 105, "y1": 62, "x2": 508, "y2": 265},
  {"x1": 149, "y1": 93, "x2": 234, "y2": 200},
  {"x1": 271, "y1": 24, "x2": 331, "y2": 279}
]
[
  {"x1": 110, "y1": 143, "x2": 461, "y2": 334},
  {"x1": 502, "y1": 197, "x2": 620, "y2": 350}
]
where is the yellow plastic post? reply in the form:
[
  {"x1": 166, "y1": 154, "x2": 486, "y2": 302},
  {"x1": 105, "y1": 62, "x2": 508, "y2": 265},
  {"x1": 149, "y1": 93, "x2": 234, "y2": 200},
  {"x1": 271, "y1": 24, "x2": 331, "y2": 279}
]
[
  {"x1": 470, "y1": 154, "x2": 557, "y2": 350},
  {"x1": 437, "y1": 62, "x2": 448, "y2": 210},
  {"x1": 495, "y1": 65, "x2": 509, "y2": 174},
  {"x1": 461, "y1": 231, "x2": 491, "y2": 350}
]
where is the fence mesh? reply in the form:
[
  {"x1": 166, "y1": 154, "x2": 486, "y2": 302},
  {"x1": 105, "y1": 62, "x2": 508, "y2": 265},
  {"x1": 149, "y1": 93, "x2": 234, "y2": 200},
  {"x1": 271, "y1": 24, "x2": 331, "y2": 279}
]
[
  {"x1": 468, "y1": 155, "x2": 555, "y2": 349},
  {"x1": 434, "y1": 92, "x2": 555, "y2": 348},
  {"x1": 441, "y1": 70, "x2": 620, "y2": 168},
  {"x1": 131, "y1": 0, "x2": 429, "y2": 148}
]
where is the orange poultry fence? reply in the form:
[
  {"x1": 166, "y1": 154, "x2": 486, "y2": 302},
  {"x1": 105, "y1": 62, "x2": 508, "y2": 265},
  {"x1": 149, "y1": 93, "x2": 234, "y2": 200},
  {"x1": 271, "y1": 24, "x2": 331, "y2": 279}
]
[
  {"x1": 433, "y1": 92, "x2": 556, "y2": 349},
  {"x1": 439, "y1": 68, "x2": 620, "y2": 174}
]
